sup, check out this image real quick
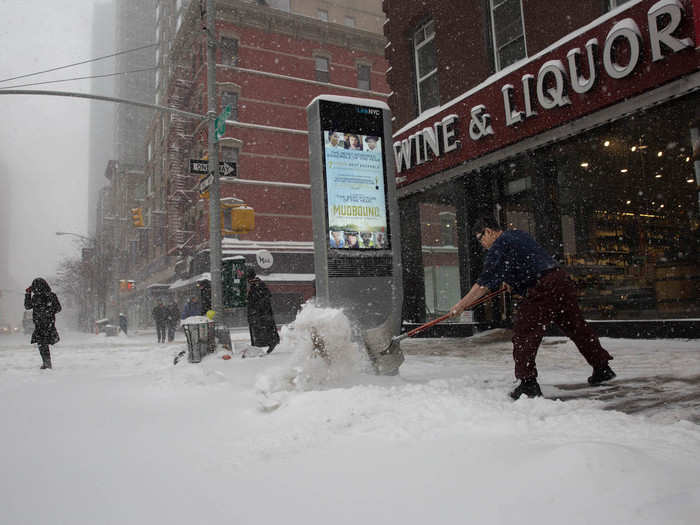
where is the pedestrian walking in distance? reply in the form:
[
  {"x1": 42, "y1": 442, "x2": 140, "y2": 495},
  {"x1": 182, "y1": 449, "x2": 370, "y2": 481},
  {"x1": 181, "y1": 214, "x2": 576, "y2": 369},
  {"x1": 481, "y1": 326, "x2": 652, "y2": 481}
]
[
  {"x1": 167, "y1": 300, "x2": 179, "y2": 341},
  {"x1": 246, "y1": 267, "x2": 280, "y2": 354},
  {"x1": 450, "y1": 217, "x2": 616, "y2": 399},
  {"x1": 181, "y1": 296, "x2": 201, "y2": 319},
  {"x1": 24, "y1": 278, "x2": 62, "y2": 370},
  {"x1": 119, "y1": 313, "x2": 128, "y2": 335},
  {"x1": 152, "y1": 301, "x2": 168, "y2": 343}
]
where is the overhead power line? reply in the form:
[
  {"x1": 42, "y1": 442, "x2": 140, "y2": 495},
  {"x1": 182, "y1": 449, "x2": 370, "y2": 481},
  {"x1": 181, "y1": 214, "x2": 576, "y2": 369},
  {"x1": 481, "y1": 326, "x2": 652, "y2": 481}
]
[
  {"x1": 0, "y1": 41, "x2": 163, "y2": 84},
  {"x1": 0, "y1": 67, "x2": 159, "y2": 90}
]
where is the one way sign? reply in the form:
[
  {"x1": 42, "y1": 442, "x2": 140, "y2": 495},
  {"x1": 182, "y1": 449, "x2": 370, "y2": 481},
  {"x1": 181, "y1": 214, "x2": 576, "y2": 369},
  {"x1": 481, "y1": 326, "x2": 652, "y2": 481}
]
[{"x1": 189, "y1": 159, "x2": 238, "y2": 178}]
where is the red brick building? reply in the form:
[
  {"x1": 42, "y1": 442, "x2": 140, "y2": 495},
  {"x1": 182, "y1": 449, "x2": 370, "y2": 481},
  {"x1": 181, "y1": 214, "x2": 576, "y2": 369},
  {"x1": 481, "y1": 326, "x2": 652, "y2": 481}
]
[
  {"x1": 383, "y1": 0, "x2": 699, "y2": 336},
  {"x1": 127, "y1": 0, "x2": 389, "y2": 325}
]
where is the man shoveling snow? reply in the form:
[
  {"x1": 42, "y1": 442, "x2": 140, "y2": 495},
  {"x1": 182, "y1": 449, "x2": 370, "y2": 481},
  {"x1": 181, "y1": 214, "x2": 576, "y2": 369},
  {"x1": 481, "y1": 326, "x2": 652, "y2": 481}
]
[{"x1": 450, "y1": 216, "x2": 616, "y2": 399}]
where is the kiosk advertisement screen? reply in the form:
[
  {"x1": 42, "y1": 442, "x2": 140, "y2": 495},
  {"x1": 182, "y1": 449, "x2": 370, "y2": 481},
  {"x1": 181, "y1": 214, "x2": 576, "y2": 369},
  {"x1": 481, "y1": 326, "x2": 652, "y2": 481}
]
[{"x1": 323, "y1": 130, "x2": 389, "y2": 250}]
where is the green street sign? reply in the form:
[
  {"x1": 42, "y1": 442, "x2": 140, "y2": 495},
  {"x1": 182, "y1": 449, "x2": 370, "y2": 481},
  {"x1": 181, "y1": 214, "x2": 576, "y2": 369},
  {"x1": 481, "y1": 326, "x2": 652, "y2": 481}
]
[{"x1": 214, "y1": 104, "x2": 232, "y2": 141}]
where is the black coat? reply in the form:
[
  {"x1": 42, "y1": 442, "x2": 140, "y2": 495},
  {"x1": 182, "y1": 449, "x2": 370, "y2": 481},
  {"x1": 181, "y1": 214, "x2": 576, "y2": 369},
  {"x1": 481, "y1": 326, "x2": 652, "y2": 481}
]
[
  {"x1": 167, "y1": 303, "x2": 180, "y2": 326},
  {"x1": 152, "y1": 304, "x2": 168, "y2": 324},
  {"x1": 24, "y1": 278, "x2": 61, "y2": 345},
  {"x1": 246, "y1": 277, "x2": 278, "y2": 347}
]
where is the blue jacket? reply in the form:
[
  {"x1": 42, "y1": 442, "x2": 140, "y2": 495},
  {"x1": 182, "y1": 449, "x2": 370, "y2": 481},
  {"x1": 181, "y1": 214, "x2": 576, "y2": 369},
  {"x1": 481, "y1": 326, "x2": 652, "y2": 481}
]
[
  {"x1": 181, "y1": 300, "x2": 201, "y2": 319},
  {"x1": 477, "y1": 229, "x2": 558, "y2": 296}
]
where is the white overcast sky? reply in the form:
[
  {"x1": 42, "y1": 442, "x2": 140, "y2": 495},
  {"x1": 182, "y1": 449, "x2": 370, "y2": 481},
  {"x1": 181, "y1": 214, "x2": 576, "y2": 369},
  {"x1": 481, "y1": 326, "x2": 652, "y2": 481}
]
[{"x1": 0, "y1": 0, "x2": 100, "y2": 290}]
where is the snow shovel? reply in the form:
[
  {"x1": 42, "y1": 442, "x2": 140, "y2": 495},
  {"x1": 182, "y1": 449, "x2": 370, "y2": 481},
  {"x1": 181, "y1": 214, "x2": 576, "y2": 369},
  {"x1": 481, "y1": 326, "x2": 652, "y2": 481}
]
[{"x1": 365, "y1": 286, "x2": 508, "y2": 358}]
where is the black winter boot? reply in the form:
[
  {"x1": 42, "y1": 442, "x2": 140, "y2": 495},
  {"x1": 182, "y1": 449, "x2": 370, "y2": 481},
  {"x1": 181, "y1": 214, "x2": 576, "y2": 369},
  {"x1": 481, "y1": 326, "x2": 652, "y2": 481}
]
[
  {"x1": 588, "y1": 365, "x2": 616, "y2": 385},
  {"x1": 39, "y1": 345, "x2": 52, "y2": 369},
  {"x1": 510, "y1": 378, "x2": 542, "y2": 399}
]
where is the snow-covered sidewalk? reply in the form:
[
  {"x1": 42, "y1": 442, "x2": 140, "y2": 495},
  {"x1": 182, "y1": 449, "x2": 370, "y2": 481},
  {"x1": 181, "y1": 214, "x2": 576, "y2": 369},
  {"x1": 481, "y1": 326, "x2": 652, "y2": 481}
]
[{"x1": 1, "y1": 325, "x2": 698, "y2": 525}]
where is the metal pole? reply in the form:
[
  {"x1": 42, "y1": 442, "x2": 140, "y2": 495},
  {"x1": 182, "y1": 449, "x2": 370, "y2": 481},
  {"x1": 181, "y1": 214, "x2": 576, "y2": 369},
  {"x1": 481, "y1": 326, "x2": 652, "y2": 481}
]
[{"x1": 206, "y1": 0, "x2": 223, "y2": 319}]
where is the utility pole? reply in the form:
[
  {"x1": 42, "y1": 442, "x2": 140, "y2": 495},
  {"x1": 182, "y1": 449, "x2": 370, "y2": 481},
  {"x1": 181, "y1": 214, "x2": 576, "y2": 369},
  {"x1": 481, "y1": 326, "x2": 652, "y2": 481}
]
[{"x1": 205, "y1": 0, "x2": 223, "y2": 318}]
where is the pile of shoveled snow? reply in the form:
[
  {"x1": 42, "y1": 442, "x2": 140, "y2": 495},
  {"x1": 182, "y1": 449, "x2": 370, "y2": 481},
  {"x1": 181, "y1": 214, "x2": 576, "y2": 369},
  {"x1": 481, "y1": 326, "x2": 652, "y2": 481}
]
[{"x1": 255, "y1": 302, "x2": 370, "y2": 396}]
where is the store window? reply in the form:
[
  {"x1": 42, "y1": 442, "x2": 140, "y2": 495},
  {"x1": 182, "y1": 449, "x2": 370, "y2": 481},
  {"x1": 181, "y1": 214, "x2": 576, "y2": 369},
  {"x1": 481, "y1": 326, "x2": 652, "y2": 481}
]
[
  {"x1": 315, "y1": 56, "x2": 330, "y2": 83},
  {"x1": 357, "y1": 64, "x2": 371, "y2": 90},
  {"x1": 220, "y1": 37, "x2": 238, "y2": 66},
  {"x1": 489, "y1": 0, "x2": 527, "y2": 71},
  {"x1": 420, "y1": 198, "x2": 461, "y2": 318},
  {"x1": 413, "y1": 19, "x2": 439, "y2": 114},
  {"x1": 495, "y1": 93, "x2": 699, "y2": 320}
]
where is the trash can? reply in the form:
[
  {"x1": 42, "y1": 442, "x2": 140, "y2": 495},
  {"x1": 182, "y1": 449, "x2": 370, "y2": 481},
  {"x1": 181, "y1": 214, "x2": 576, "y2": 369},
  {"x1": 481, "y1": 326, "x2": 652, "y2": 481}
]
[
  {"x1": 104, "y1": 325, "x2": 119, "y2": 337},
  {"x1": 182, "y1": 317, "x2": 216, "y2": 363}
]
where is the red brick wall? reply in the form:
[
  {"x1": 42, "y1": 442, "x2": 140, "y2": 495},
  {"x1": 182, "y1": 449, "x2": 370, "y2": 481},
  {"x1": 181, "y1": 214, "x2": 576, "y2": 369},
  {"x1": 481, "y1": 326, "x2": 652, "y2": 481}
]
[
  {"x1": 383, "y1": 0, "x2": 607, "y2": 129},
  {"x1": 178, "y1": 18, "x2": 388, "y2": 248}
]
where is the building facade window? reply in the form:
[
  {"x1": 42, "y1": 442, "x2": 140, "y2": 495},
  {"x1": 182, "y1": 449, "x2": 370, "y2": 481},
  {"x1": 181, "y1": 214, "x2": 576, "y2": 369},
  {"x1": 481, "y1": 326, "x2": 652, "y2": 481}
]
[
  {"x1": 344, "y1": 16, "x2": 355, "y2": 28},
  {"x1": 440, "y1": 211, "x2": 456, "y2": 246},
  {"x1": 420, "y1": 199, "x2": 461, "y2": 318},
  {"x1": 220, "y1": 37, "x2": 238, "y2": 66},
  {"x1": 357, "y1": 63, "x2": 371, "y2": 90},
  {"x1": 220, "y1": 91, "x2": 239, "y2": 120},
  {"x1": 413, "y1": 20, "x2": 439, "y2": 114},
  {"x1": 489, "y1": 0, "x2": 527, "y2": 71},
  {"x1": 315, "y1": 56, "x2": 330, "y2": 83},
  {"x1": 317, "y1": 9, "x2": 328, "y2": 22},
  {"x1": 220, "y1": 145, "x2": 239, "y2": 164}
]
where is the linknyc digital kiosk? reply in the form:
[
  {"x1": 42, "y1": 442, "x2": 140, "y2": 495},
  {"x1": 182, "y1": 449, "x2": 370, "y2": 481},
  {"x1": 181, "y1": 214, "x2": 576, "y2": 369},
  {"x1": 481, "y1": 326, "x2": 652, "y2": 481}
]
[{"x1": 307, "y1": 95, "x2": 404, "y2": 375}]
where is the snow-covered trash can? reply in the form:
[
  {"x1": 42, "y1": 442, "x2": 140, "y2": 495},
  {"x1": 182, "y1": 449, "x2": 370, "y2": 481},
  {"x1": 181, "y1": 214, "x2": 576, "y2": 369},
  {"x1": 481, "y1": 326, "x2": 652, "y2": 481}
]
[
  {"x1": 182, "y1": 316, "x2": 216, "y2": 363},
  {"x1": 104, "y1": 325, "x2": 119, "y2": 337}
]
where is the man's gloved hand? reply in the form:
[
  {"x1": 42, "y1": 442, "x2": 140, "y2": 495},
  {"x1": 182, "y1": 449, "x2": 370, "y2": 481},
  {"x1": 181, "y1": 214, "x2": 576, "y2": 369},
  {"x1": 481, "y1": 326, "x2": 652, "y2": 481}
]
[{"x1": 25, "y1": 287, "x2": 32, "y2": 294}]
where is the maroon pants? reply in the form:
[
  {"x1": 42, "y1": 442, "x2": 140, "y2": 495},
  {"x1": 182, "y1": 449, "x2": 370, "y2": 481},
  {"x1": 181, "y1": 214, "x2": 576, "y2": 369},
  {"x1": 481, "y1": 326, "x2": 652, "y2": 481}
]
[{"x1": 512, "y1": 268, "x2": 612, "y2": 380}]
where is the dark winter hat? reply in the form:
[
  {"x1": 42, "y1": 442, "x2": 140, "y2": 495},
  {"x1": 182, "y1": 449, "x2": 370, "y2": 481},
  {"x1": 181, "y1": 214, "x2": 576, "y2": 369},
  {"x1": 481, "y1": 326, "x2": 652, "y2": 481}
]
[
  {"x1": 246, "y1": 266, "x2": 257, "y2": 280},
  {"x1": 31, "y1": 278, "x2": 51, "y2": 294}
]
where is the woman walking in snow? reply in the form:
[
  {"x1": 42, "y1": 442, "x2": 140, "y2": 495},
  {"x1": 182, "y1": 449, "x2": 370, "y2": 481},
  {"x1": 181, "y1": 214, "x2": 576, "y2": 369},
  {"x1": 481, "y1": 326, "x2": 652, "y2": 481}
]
[
  {"x1": 246, "y1": 267, "x2": 279, "y2": 354},
  {"x1": 24, "y1": 278, "x2": 62, "y2": 369}
]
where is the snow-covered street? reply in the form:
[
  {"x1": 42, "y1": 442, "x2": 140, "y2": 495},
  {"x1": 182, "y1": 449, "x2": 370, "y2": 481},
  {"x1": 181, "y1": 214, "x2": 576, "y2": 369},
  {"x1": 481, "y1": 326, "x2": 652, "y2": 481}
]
[{"x1": 1, "y1": 324, "x2": 699, "y2": 525}]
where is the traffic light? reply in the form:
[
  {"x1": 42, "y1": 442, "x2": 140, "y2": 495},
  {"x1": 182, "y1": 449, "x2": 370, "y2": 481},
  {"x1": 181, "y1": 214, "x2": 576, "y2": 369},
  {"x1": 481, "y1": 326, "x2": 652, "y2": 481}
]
[
  {"x1": 131, "y1": 207, "x2": 144, "y2": 227},
  {"x1": 221, "y1": 204, "x2": 254, "y2": 235},
  {"x1": 120, "y1": 280, "x2": 136, "y2": 291}
]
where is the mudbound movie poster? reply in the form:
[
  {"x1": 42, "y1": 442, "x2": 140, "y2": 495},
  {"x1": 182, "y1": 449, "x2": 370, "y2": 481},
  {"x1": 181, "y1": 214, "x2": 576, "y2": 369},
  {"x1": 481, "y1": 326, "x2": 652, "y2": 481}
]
[{"x1": 323, "y1": 130, "x2": 388, "y2": 250}]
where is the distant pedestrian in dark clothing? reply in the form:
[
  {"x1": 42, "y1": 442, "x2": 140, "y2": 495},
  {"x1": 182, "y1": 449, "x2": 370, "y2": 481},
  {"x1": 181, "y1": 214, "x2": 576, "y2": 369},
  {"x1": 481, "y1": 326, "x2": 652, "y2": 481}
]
[
  {"x1": 24, "y1": 278, "x2": 61, "y2": 369},
  {"x1": 246, "y1": 267, "x2": 279, "y2": 354},
  {"x1": 152, "y1": 301, "x2": 168, "y2": 343},
  {"x1": 450, "y1": 217, "x2": 615, "y2": 399},
  {"x1": 181, "y1": 296, "x2": 201, "y2": 319},
  {"x1": 119, "y1": 313, "x2": 128, "y2": 335},
  {"x1": 166, "y1": 301, "x2": 179, "y2": 341}
]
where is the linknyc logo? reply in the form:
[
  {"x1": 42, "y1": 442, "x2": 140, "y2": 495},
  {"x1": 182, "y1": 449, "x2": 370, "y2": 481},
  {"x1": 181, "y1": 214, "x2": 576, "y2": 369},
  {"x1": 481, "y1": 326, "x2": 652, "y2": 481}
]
[{"x1": 357, "y1": 106, "x2": 380, "y2": 116}]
